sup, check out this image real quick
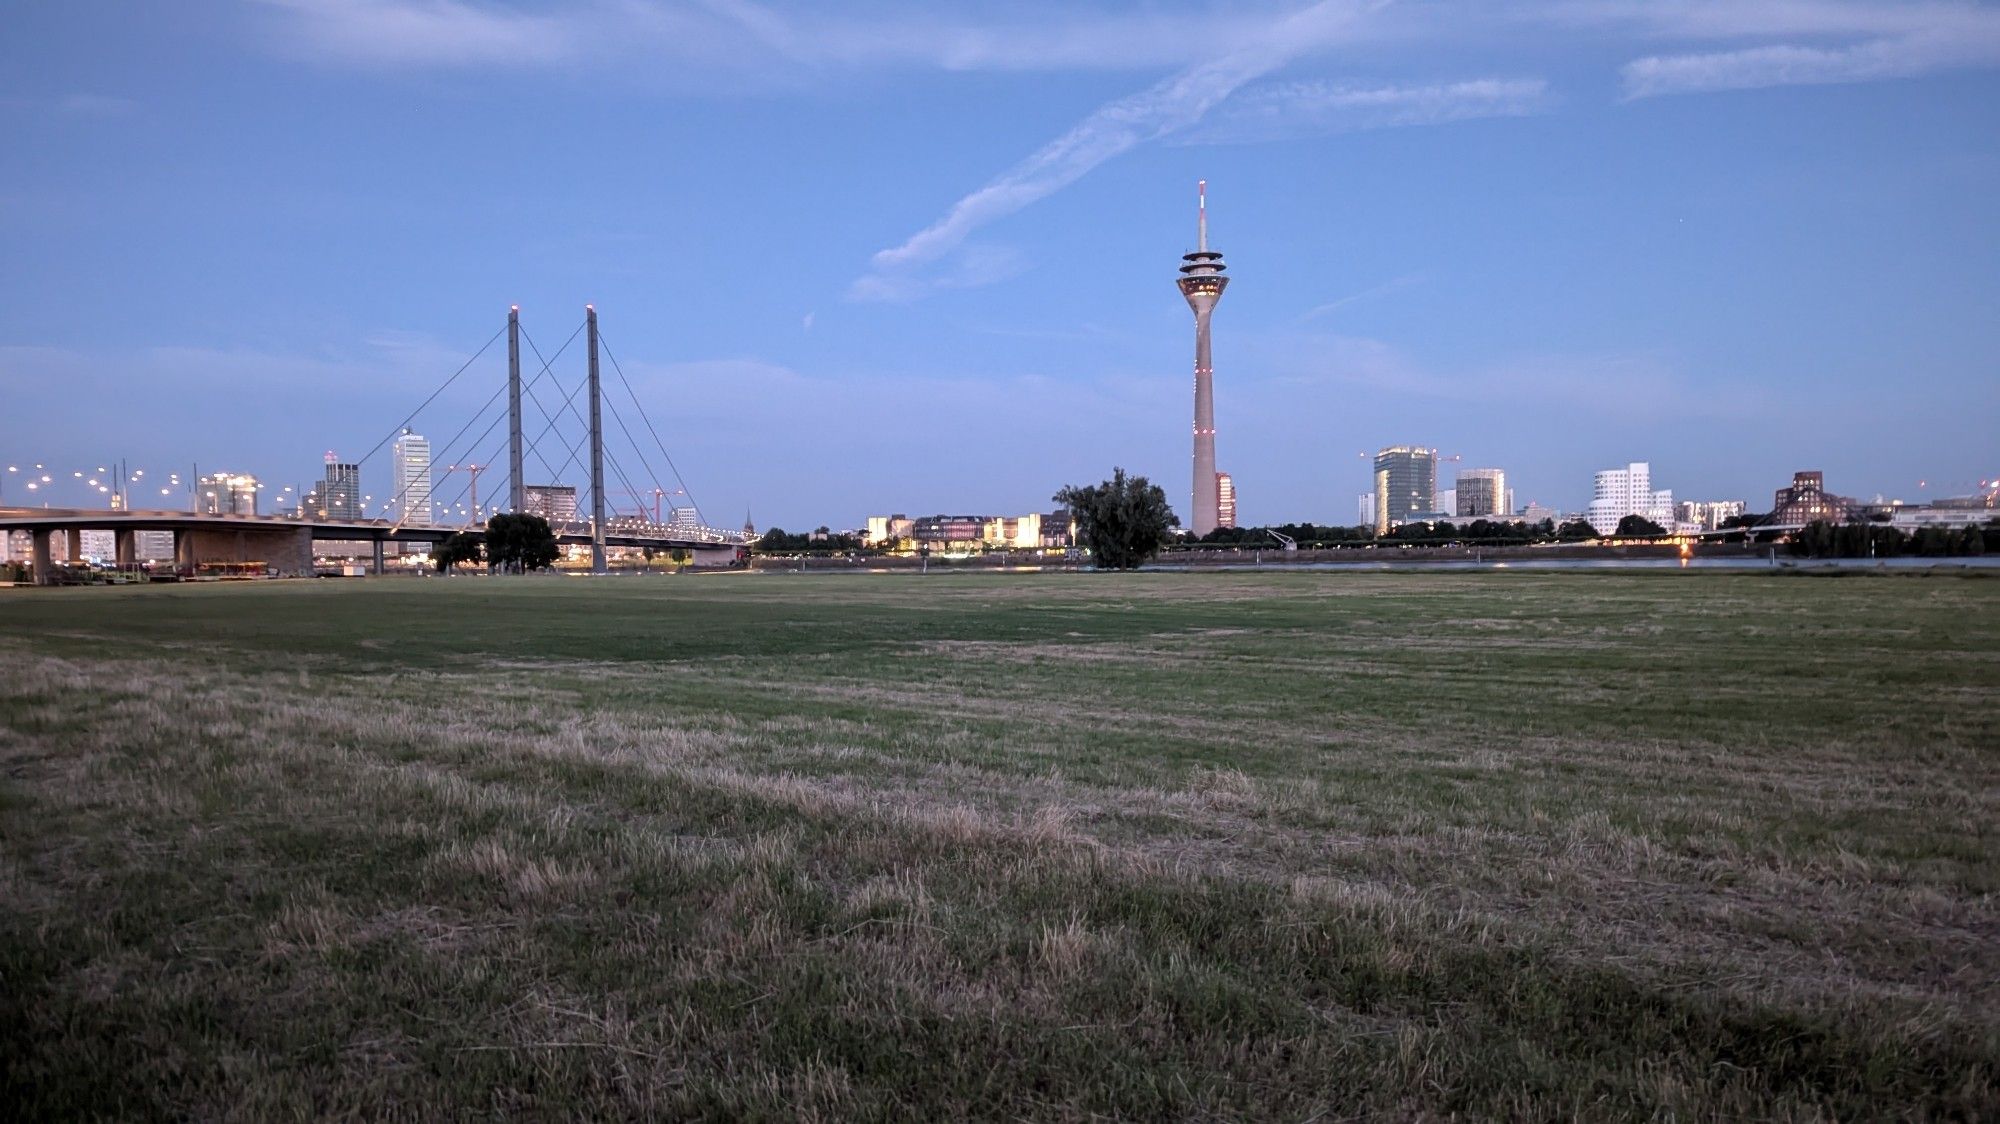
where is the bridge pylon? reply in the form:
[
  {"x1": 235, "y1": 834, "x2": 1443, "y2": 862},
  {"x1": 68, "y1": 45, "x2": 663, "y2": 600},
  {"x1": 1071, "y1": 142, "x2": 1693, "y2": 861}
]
[
  {"x1": 507, "y1": 306, "x2": 524, "y2": 515},
  {"x1": 586, "y1": 305, "x2": 606, "y2": 574}
]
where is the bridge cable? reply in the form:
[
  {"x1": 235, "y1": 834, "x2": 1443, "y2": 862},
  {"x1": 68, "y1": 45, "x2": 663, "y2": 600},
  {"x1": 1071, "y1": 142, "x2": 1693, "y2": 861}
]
[
  {"x1": 496, "y1": 321, "x2": 587, "y2": 504},
  {"x1": 598, "y1": 389, "x2": 675, "y2": 523},
  {"x1": 514, "y1": 323, "x2": 594, "y2": 498},
  {"x1": 382, "y1": 383, "x2": 508, "y2": 522},
  {"x1": 349, "y1": 323, "x2": 506, "y2": 475},
  {"x1": 597, "y1": 333, "x2": 704, "y2": 525},
  {"x1": 426, "y1": 397, "x2": 517, "y2": 528},
  {"x1": 516, "y1": 324, "x2": 650, "y2": 524}
]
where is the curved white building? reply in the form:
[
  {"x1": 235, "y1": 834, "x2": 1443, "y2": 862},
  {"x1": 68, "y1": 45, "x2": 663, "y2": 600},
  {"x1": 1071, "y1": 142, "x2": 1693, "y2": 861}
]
[{"x1": 1587, "y1": 462, "x2": 1674, "y2": 534}]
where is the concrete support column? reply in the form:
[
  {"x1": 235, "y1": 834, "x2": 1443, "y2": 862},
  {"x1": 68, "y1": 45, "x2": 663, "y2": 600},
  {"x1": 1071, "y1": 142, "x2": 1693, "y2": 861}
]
[
  {"x1": 372, "y1": 538, "x2": 385, "y2": 576},
  {"x1": 31, "y1": 528, "x2": 54, "y2": 585},
  {"x1": 280, "y1": 527, "x2": 313, "y2": 577},
  {"x1": 175, "y1": 529, "x2": 195, "y2": 571},
  {"x1": 114, "y1": 528, "x2": 137, "y2": 569},
  {"x1": 65, "y1": 529, "x2": 82, "y2": 563}
]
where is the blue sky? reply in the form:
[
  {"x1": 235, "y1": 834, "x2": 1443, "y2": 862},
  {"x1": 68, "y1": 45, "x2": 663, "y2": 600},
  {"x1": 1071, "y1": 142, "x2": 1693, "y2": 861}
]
[{"x1": 4, "y1": 0, "x2": 1997, "y2": 529}]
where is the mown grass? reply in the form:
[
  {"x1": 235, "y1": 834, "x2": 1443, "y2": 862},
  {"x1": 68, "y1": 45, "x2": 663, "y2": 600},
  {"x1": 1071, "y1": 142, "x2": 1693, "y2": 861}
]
[{"x1": 1, "y1": 571, "x2": 1996, "y2": 1120}]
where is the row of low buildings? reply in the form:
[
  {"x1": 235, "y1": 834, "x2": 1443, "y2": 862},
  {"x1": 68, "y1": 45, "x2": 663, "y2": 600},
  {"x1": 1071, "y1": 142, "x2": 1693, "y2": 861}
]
[
  {"x1": 863, "y1": 512, "x2": 1075, "y2": 551},
  {"x1": 1358, "y1": 448, "x2": 1993, "y2": 538}
]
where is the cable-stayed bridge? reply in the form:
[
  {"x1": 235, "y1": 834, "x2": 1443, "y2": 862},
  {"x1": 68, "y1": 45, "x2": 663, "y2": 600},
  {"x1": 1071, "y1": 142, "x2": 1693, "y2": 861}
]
[{"x1": 4, "y1": 307, "x2": 751, "y2": 583}]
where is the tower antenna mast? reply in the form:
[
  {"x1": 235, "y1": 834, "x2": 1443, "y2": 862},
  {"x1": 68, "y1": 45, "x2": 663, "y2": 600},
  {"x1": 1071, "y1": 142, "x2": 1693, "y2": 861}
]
[{"x1": 1198, "y1": 179, "x2": 1208, "y2": 253}]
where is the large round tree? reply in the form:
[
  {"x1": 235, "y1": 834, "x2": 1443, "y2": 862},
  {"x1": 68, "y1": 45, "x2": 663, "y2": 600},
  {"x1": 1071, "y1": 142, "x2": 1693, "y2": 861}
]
[{"x1": 1054, "y1": 468, "x2": 1179, "y2": 570}]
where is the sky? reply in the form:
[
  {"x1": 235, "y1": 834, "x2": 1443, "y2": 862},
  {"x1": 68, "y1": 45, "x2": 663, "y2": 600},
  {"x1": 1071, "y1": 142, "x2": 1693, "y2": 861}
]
[{"x1": 3, "y1": 0, "x2": 1998, "y2": 530}]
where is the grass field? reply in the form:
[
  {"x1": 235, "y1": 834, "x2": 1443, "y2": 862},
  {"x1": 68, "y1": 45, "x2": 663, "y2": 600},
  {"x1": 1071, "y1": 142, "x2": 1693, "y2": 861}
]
[{"x1": 2, "y1": 571, "x2": 1996, "y2": 1120}]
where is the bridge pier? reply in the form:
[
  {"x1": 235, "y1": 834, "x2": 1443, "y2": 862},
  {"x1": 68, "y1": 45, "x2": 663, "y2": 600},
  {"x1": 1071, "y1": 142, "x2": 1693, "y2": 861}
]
[
  {"x1": 30, "y1": 528, "x2": 53, "y2": 585},
  {"x1": 114, "y1": 528, "x2": 136, "y2": 570},
  {"x1": 64, "y1": 528, "x2": 81, "y2": 564},
  {"x1": 372, "y1": 538, "x2": 385, "y2": 576},
  {"x1": 169, "y1": 525, "x2": 312, "y2": 576}
]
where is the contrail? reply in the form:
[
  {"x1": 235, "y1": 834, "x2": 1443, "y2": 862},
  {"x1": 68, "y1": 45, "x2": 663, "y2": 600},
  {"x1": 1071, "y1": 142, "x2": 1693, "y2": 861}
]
[{"x1": 860, "y1": 0, "x2": 1387, "y2": 287}]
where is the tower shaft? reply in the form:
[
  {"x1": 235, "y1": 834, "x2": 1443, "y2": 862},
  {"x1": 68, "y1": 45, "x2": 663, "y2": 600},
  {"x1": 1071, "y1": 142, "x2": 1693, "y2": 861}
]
[{"x1": 1190, "y1": 307, "x2": 1218, "y2": 536}]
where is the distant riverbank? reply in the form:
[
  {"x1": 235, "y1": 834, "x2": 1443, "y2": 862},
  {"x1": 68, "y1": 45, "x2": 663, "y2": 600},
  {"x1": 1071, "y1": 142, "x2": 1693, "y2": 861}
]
[{"x1": 749, "y1": 542, "x2": 1996, "y2": 573}]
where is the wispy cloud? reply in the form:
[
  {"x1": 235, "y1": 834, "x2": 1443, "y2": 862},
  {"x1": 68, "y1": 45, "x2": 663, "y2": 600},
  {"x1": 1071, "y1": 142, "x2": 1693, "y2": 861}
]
[
  {"x1": 854, "y1": 0, "x2": 1386, "y2": 300},
  {"x1": 1298, "y1": 273, "x2": 1426, "y2": 322},
  {"x1": 251, "y1": 0, "x2": 581, "y2": 67},
  {"x1": 1550, "y1": 0, "x2": 1995, "y2": 42},
  {"x1": 848, "y1": 244, "x2": 1028, "y2": 303},
  {"x1": 251, "y1": 0, "x2": 1331, "y2": 76},
  {"x1": 1622, "y1": 25, "x2": 2000, "y2": 98},
  {"x1": 1608, "y1": 1, "x2": 2000, "y2": 98},
  {"x1": 1183, "y1": 77, "x2": 1548, "y2": 145}
]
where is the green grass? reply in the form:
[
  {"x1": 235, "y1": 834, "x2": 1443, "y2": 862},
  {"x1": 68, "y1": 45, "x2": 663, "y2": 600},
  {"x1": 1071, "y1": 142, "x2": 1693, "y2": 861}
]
[{"x1": 2, "y1": 571, "x2": 1996, "y2": 1120}]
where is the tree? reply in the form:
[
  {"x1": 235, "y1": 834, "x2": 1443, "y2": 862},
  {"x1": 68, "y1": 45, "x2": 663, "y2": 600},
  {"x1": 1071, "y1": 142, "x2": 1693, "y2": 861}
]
[
  {"x1": 484, "y1": 513, "x2": 559, "y2": 572},
  {"x1": 1556, "y1": 519, "x2": 1599, "y2": 541},
  {"x1": 1615, "y1": 514, "x2": 1667, "y2": 537},
  {"x1": 1055, "y1": 468, "x2": 1178, "y2": 570},
  {"x1": 434, "y1": 533, "x2": 482, "y2": 573}
]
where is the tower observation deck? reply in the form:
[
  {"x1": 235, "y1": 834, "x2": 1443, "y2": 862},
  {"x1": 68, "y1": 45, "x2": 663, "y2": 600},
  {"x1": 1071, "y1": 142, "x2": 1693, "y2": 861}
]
[{"x1": 1177, "y1": 180, "x2": 1229, "y2": 537}]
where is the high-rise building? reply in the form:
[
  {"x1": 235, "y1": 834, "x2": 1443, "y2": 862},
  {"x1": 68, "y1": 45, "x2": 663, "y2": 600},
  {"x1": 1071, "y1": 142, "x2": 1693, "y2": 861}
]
[
  {"x1": 1177, "y1": 180, "x2": 1229, "y2": 537},
  {"x1": 197, "y1": 473, "x2": 259, "y2": 515},
  {"x1": 320, "y1": 454, "x2": 360, "y2": 521},
  {"x1": 1586, "y1": 462, "x2": 1675, "y2": 535},
  {"x1": 523, "y1": 484, "x2": 577, "y2": 525},
  {"x1": 1372, "y1": 446, "x2": 1437, "y2": 534},
  {"x1": 1357, "y1": 492, "x2": 1376, "y2": 529},
  {"x1": 1216, "y1": 473, "x2": 1237, "y2": 529},
  {"x1": 391, "y1": 428, "x2": 433, "y2": 527},
  {"x1": 1455, "y1": 468, "x2": 1506, "y2": 518},
  {"x1": 524, "y1": 484, "x2": 577, "y2": 525},
  {"x1": 1769, "y1": 472, "x2": 1855, "y2": 525}
]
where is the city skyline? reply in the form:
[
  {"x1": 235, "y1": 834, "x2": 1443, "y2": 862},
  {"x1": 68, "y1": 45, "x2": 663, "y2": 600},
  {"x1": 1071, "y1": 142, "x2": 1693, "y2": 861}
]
[{"x1": 3, "y1": 2, "x2": 1998, "y2": 527}]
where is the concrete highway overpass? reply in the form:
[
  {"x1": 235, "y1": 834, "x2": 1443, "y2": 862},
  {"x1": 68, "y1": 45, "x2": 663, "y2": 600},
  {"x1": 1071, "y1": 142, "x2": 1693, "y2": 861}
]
[{"x1": 0, "y1": 508, "x2": 748, "y2": 584}]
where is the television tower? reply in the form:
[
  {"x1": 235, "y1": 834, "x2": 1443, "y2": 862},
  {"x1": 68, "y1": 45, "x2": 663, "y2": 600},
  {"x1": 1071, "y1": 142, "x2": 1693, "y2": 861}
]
[{"x1": 1177, "y1": 180, "x2": 1229, "y2": 537}]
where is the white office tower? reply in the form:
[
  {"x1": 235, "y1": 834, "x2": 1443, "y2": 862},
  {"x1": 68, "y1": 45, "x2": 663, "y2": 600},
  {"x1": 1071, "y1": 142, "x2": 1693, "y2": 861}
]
[
  {"x1": 1587, "y1": 462, "x2": 1675, "y2": 535},
  {"x1": 392, "y1": 428, "x2": 434, "y2": 526}
]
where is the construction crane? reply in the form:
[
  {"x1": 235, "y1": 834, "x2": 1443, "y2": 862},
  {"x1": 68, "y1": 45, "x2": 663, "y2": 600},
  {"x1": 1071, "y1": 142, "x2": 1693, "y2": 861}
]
[{"x1": 1267, "y1": 529, "x2": 1298, "y2": 552}]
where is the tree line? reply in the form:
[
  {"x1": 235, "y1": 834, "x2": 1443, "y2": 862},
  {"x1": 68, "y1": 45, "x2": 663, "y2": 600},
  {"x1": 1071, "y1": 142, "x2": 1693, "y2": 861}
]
[
  {"x1": 747, "y1": 467, "x2": 1999, "y2": 571},
  {"x1": 1786, "y1": 520, "x2": 1989, "y2": 558},
  {"x1": 753, "y1": 526, "x2": 868, "y2": 554}
]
